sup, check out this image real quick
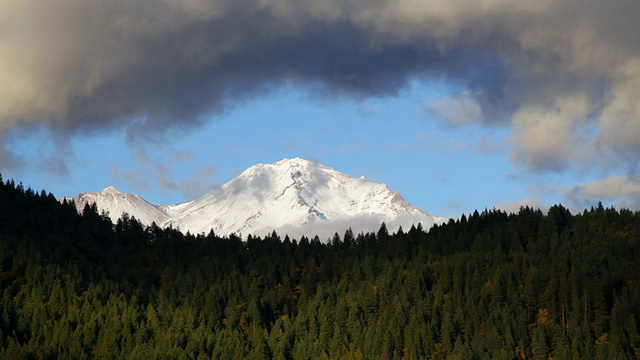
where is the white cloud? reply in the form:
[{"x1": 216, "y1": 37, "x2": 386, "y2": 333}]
[
  {"x1": 493, "y1": 197, "x2": 548, "y2": 214},
  {"x1": 109, "y1": 147, "x2": 219, "y2": 201},
  {"x1": 564, "y1": 175, "x2": 640, "y2": 210},
  {"x1": 509, "y1": 95, "x2": 593, "y2": 171}
]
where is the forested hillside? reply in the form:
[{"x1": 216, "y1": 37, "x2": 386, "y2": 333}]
[{"x1": 0, "y1": 176, "x2": 639, "y2": 359}]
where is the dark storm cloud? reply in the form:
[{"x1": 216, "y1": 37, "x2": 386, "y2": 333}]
[
  {"x1": 0, "y1": 0, "x2": 506, "y2": 132},
  {"x1": 2, "y1": 0, "x2": 640, "y2": 176}
]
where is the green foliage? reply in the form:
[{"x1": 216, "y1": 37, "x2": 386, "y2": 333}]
[{"x1": 0, "y1": 176, "x2": 639, "y2": 358}]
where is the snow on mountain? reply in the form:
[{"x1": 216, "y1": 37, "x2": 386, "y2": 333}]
[
  {"x1": 67, "y1": 186, "x2": 170, "y2": 226},
  {"x1": 67, "y1": 158, "x2": 448, "y2": 240}
]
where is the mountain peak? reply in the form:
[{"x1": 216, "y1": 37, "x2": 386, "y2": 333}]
[
  {"x1": 274, "y1": 157, "x2": 314, "y2": 165},
  {"x1": 68, "y1": 159, "x2": 448, "y2": 240},
  {"x1": 166, "y1": 158, "x2": 446, "y2": 238},
  {"x1": 69, "y1": 186, "x2": 169, "y2": 226},
  {"x1": 100, "y1": 186, "x2": 121, "y2": 194},
  {"x1": 237, "y1": 158, "x2": 335, "y2": 186},
  {"x1": 258, "y1": 158, "x2": 324, "y2": 174}
]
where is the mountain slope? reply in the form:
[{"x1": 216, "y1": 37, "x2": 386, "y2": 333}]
[
  {"x1": 67, "y1": 158, "x2": 447, "y2": 239},
  {"x1": 69, "y1": 186, "x2": 170, "y2": 226}
]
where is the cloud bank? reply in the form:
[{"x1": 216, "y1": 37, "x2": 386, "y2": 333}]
[
  {"x1": 2, "y1": 0, "x2": 640, "y2": 189},
  {"x1": 564, "y1": 176, "x2": 640, "y2": 211}
]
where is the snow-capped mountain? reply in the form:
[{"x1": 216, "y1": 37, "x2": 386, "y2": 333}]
[
  {"x1": 67, "y1": 158, "x2": 447, "y2": 240},
  {"x1": 69, "y1": 186, "x2": 171, "y2": 226}
]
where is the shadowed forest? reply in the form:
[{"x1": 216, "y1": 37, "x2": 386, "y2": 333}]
[{"x1": 0, "y1": 175, "x2": 639, "y2": 359}]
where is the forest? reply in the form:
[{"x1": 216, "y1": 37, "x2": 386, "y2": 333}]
[{"x1": 0, "y1": 175, "x2": 639, "y2": 359}]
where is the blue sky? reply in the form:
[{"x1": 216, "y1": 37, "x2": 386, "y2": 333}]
[
  {"x1": 1, "y1": 0, "x2": 640, "y2": 218},
  {"x1": 4, "y1": 81, "x2": 600, "y2": 218}
]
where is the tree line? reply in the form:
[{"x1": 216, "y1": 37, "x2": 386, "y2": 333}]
[{"x1": 0, "y1": 175, "x2": 639, "y2": 359}]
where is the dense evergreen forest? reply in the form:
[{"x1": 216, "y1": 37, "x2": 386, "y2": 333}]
[{"x1": 0, "y1": 175, "x2": 639, "y2": 359}]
